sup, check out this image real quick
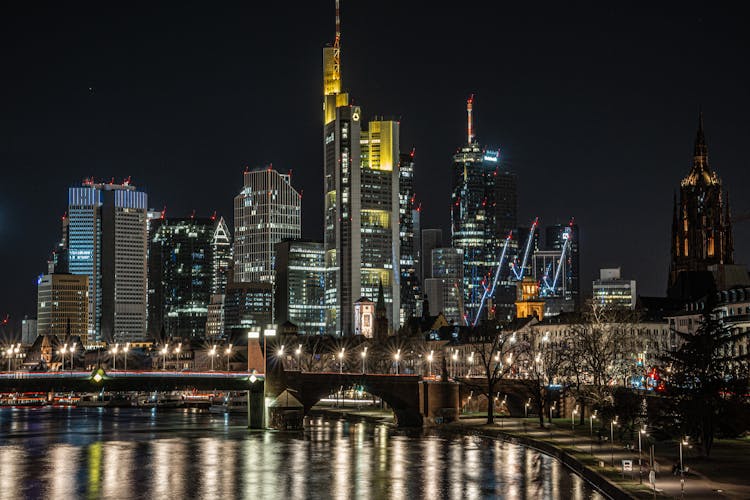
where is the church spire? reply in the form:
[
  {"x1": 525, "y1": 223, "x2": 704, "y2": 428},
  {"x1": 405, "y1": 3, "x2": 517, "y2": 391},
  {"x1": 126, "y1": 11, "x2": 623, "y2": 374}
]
[{"x1": 693, "y1": 109, "x2": 708, "y2": 166}]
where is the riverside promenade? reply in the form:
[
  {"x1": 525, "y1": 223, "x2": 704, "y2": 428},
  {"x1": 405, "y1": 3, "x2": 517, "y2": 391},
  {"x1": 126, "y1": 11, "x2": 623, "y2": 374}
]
[{"x1": 311, "y1": 405, "x2": 750, "y2": 499}]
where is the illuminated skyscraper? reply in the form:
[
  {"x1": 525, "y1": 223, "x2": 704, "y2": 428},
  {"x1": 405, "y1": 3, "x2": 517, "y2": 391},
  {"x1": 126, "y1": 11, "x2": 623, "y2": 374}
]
[
  {"x1": 450, "y1": 97, "x2": 499, "y2": 324},
  {"x1": 233, "y1": 167, "x2": 301, "y2": 285},
  {"x1": 322, "y1": 3, "x2": 400, "y2": 336},
  {"x1": 67, "y1": 179, "x2": 148, "y2": 342},
  {"x1": 275, "y1": 240, "x2": 326, "y2": 335},
  {"x1": 36, "y1": 273, "x2": 89, "y2": 343},
  {"x1": 399, "y1": 150, "x2": 421, "y2": 324}
]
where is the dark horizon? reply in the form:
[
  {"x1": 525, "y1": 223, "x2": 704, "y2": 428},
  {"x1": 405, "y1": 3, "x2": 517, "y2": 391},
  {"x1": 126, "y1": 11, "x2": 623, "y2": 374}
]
[{"x1": 2, "y1": 1, "x2": 749, "y2": 324}]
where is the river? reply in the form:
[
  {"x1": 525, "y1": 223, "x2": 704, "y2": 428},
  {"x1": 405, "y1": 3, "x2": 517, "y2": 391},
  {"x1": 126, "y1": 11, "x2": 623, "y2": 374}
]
[{"x1": 0, "y1": 407, "x2": 604, "y2": 499}]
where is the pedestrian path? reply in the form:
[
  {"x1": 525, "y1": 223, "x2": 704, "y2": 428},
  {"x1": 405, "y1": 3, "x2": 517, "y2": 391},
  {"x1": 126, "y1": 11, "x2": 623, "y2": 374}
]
[{"x1": 456, "y1": 417, "x2": 750, "y2": 499}]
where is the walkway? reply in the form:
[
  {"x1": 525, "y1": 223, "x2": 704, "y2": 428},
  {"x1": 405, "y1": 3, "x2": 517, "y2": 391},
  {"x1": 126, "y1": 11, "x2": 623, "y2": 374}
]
[{"x1": 454, "y1": 417, "x2": 750, "y2": 499}]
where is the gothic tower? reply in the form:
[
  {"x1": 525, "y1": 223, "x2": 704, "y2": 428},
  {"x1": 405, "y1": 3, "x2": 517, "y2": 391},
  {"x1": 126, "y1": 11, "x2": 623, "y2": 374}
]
[{"x1": 668, "y1": 113, "x2": 734, "y2": 298}]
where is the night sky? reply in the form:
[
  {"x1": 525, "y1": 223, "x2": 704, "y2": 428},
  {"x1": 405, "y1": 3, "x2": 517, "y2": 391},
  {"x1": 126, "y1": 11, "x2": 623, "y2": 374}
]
[{"x1": 1, "y1": 1, "x2": 748, "y2": 326}]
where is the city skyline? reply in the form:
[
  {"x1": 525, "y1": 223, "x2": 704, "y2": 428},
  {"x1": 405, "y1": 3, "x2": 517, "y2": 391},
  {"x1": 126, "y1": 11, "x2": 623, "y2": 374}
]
[{"x1": 2, "y1": 1, "x2": 749, "y2": 322}]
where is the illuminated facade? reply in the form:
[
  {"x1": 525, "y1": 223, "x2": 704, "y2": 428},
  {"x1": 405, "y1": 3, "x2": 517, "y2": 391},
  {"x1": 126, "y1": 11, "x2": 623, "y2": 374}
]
[
  {"x1": 67, "y1": 180, "x2": 148, "y2": 342},
  {"x1": 399, "y1": 150, "x2": 421, "y2": 324},
  {"x1": 514, "y1": 277, "x2": 545, "y2": 320},
  {"x1": 669, "y1": 114, "x2": 735, "y2": 298},
  {"x1": 426, "y1": 247, "x2": 464, "y2": 324},
  {"x1": 223, "y1": 282, "x2": 273, "y2": 336},
  {"x1": 36, "y1": 273, "x2": 89, "y2": 343},
  {"x1": 275, "y1": 240, "x2": 326, "y2": 336},
  {"x1": 233, "y1": 168, "x2": 301, "y2": 285},
  {"x1": 148, "y1": 217, "x2": 220, "y2": 339},
  {"x1": 321, "y1": 6, "x2": 400, "y2": 335},
  {"x1": 593, "y1": 268, "x2": 636, "y2": 309},
  {"x1": 450, "y1": 97, "x2": 499, "y2": 324}
]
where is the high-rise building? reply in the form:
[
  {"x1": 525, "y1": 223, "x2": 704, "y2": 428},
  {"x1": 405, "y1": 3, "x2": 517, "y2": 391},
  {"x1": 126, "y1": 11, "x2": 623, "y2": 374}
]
[
  {"x1": 545, "y1": 222, "x2": 580, "y2": 310},
  {"x1": 148, "y1": 216, "x2": 223, "y2": 340},
  {"x1": 233, "y1": 167, "x2": 301, "y2": 286},
  {"x1": 399, "y1": 150, "x2": 420, "y2": 325},
  {"x1": 275, "y1": 240, "x2": 326, "y2": 336},
  {"x1": 593, "y1": 268, "x2": 636, "y2": 309},
  {"x1": 67, "y1": 179, "x2": 148, "y2": 342},
  {"x1": 450, "y1": 96, "x2": 499, "y2": 323},
  {"x1": 420, "y1": 229, "x2": 443, "y2": 281},
  {"x1": 36, "y1": 273, "x2": 89, "y2": 343},
  {"x1": 211, "y1": 217, "x2": 232, "y2": 294},
  {"x1": 223, "y1": 282, "x2": 273, "y2": 337},
  {"x1": 427, "y1": 247, "x2": 464, "y2": 324},
  {"x1": 669, "y1": 114, "x2": 742, "y2": 299},
  {"x1": 322, "y1": 6, "x2": 400, "y2": 336}
]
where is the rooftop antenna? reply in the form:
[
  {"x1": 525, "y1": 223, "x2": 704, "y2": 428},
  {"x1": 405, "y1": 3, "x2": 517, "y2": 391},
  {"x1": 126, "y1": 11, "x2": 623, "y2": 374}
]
[
  {"x1": 467, "y1": 94, "x2": 475, "y2": 144},
  {"x1": 333, "y1": 0, "x2": 341, "y2": 78}
]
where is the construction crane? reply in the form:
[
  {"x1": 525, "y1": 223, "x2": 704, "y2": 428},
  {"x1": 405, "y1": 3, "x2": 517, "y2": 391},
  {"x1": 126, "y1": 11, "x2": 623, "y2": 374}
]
[{"x1": 540, "y1": 221, "x2": 574, "y2": 296}]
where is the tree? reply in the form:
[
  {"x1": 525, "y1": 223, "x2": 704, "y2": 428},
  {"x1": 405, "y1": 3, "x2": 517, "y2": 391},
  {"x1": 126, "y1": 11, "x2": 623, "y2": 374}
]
[
  {"x1": 458, "y1": 321, "x2": 515, "y2": 425},
  {"x1": 662, "y1": 299, "x2": 750, "y2": 457}
]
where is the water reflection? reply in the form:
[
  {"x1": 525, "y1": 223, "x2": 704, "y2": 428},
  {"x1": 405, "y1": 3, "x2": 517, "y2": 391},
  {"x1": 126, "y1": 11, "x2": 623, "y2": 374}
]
[{"x1": 0, "y1": 408, "x2": 603, "y2": 500}]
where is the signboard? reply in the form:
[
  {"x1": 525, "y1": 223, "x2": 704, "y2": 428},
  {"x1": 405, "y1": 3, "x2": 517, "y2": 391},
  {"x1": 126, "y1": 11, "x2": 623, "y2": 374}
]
[{"x1": 622, "y1": 460, "x2": 633, "y2": 472}]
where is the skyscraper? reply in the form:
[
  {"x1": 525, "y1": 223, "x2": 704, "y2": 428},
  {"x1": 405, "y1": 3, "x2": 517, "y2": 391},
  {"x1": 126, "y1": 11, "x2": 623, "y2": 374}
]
[
  {"x1": 545, "y1": 222, "x2": 580, "y2": 310},
  {"x1": 148, "y1": 216, "x2": 223, "y2": 340},
  {"x1": 426, "y1": 247, "x2": 464, "y2": 324},
  {"x1": 67, "y1": 179, "x2": 148, "y2": 342},
  {"x1": 420, "y1": 229, "x2": 443, "y2": 281},
  {"x1": 669, "y1": 113, "x2": 739, "y2": 299},
  {"x1": 322, "y1": 4, "x2": 400, "y2": 336},
  {"x1": 274, "y1": 240, "x2": 326, "y2": 336},
  {"x1": 36, "y1": 273, "x2": 89, "y2": 342},
  {"x1": 233, "y1": 167, "x2": 301, "y2": 285},
  {"x1": 450, "y1": 96, "x2": 498, "y2": 324},
  {"x1": 399, "y1": 150, "x2": 421, "y2": 324}
]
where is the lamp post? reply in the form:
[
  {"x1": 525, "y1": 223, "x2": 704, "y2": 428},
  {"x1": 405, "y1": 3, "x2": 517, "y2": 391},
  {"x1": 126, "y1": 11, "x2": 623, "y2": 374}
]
[
  {"x1": 361, "y1": 346, "x2": 367, "y2": 374},
  {"x1": 610, "y1": 417, "x2": 619, "y2": 467},
  {"x1": 680, "y1": 436, "x2": 688, "y2": 497},
  {"x1": 225, "y1": 344, "x2": 233, "y2": 371},
  {"x1": 162, "y1": 344, "x2": 168, "y2": 370},
  {"x1": 295, "y1": 344, "x2": 302, "y2": 371},
  {"x1": 262, "y1": 326, "x2": 277, "y2": 428},
  {"x1": 111, "y1": 344, "x2": 118, "y2": 371},
  {"x1": 394, "y1": 349, "x2": 401, "y2": 375},
  {"x1": 209, "y1": 345, "x2": 217, "y2": 371},
  {"x1": 589, "y1": 411, "x2": 597, "y2": 455},
  {"x1": 549, "y1": 402, "x2": 556, "y2": 424},
  {"x1": 338, "y1": 348, "x2": 345, "y2": 374},
  {"x1": 174, "y1": 343, "x2": 182, "y2": 372},
  {"x1": 525, "y1": 398, "x2": 530, "y2": 418},
  {"x1": 572, "y1": 405, "x2": 578, "y2": 431},
  {"x1": 452, "y1": 350, "x2": 458, "y2": 378},
  {"x1": 59, "y1": 343, "x2": 68, "y2": 371},
  {"x1": 638, "y1": 425, "x2": 646, "y2": 484},
  {"x1": 122, "y1": 343, "x2": 128, "y2": 371},
  {"x1": 427, "y1": 350, "x2": 433, "y2": 376}
]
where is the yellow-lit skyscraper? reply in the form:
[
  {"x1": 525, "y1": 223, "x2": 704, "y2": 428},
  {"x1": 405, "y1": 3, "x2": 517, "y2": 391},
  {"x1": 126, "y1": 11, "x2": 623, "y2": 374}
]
[{"x1": 322, "y1": 2, "x2": 400, "y2": 336}]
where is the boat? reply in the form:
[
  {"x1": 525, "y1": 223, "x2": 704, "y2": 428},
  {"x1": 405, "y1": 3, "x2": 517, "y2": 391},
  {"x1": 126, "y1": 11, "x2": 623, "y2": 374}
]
[
  {"x1": 137, "y1": 391, "x2": 184, "y2": 409},
  {"x1": 77, "y1": 393, "x2": 134, "y2": 408},
  {"x1": 209, "y1": 392, "x2": 247, "y2": 414},
  {"x1": 0, "y1": 392, "x2": 48, "y2": 407}
]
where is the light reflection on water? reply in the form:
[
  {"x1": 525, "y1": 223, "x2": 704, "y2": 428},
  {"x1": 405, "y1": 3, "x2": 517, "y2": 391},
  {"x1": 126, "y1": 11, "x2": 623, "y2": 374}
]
[{"x1": 0, "y1": 408, "x2": 604, "y2": 499}]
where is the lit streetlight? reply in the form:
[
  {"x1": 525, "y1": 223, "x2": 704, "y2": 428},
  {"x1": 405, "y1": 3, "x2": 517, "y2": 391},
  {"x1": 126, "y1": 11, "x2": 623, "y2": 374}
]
[
  {"x1": 427, "y1": 350, "x2": 434, "y2": 376},
  {"x1": 174, "y1": 343, "x2": 182, "y2": 371},
  {"x1": 452, "y1": 350, "x2": 458, "y2": 378},
  {"x1": 161, "y1": 344, "x2": 169, "y2": 370},
  {"x1": 610, "y1": 416, "x2": 619, "y2": 467},
  {"x1": 110, "y1": 344, "x2": 119, "y2": 371},
  {"x1": 638, "y1": 425, "x2": 647, "y2": 484},
  {"x1": 394, "y1": 349, "x2": 401, "y2": 375},
  {"x1": 338, "y1": 348, "x2": 345, "y2": 374},
  {"x1": 361, "y1": 346, "x2": 367, "y2": 374},
  {"x1": 122, "y1": 343, "x2": 129, "y2": 371},
  {"x1": 209, "y1": 345, "x2": 217, "y2": 371},
  {"x1": 59, "y1": 343, "x2": 68, "y2": 371},
  {"x1": 225, "y1": 344, "x2": 233, "y2": 371},
  {"x1": 572, "y1": 405, "x2": 579, "y2": 431},
  {"x1": 589, "y1": 410, "x2": 598, "y2": 454},
  {"x1": 525, "y1": 398, "x2": 531, "y2": 418},
  {"x1": 549, "y1": 402, "x2": 556, "y2": 424},
  {"x1": 295, "y1": 344, "x2": 302, "y2": 371},
  {"x1": 679, "y1": 436, "x2": 688, "y2": 496}
]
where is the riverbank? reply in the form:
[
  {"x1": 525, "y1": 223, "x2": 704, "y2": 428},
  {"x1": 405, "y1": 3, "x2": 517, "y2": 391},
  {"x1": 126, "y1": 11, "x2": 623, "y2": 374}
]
[{"x1": 450, "y1": 417, "x2": 750, "y2": 499}]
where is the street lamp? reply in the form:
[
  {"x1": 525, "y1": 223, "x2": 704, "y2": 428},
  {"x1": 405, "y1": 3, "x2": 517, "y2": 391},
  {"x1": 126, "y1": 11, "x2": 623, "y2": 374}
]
[
  {"x1": 161, "y1": 344, "x2": 168, "y2": 370},
  {"x1": 338, "y1": 348, "x2": 345, "y2": 374},
  {"x1": 209, "y1": 345, "x2": 217, "y2": 371},
  {"x1": 572, "y1": 405, "x2": 579, "y2": 431},
  {"x1": 452, "y1": 350, "x2": 458, "y2": 378},
  {"x1": 361, "y1": 346, "x2": 367, "y2": 374},
  {"x1": 110, "y1": 344, "x2": 118, "y2": 371},
  {"x1": 525, "y1": 398, "x2": 531, "y2": 418},
  {"x1": 59, "y1": 343, "x2": 68, "y2": 371},
  {"x1": 638, "y1": 425, "x2": 647, "y2": 484},
  {"x1": 589, "y1": 410, "x2": 598, "y2": 454},
  {"x1": 225, "y1": 344, "x2": 233, "y2": 371},
  {"x1": 679, "y1": 436, "x2": 688, "y2": 496},
  {"x1": 174, "y1": 343, "x2": 182, "y2": 371},
  {"x1": 394, "y1": 349, "x2": 401, "y2": 374},
  {"x1": 295, "y1": 344, "x2": 302, "y2": 371},
  {"x1": 549, "y1": 402, "x2": 556, "y2": 424},
  {"x1": 122, "y1": 343, "x2": 128, "y2": 371},
  {"x1": 427, "y1": 350, "x2": 434, "y2": 376},
  {"x1": 610, "y1": 416, "x2": 619, "y2": 467}
]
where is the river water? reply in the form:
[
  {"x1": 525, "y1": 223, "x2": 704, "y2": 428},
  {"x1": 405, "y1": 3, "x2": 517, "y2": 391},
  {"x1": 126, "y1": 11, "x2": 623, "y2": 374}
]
[{"x1": 0, "y1": 407, "x2": 604, "y2": 499}]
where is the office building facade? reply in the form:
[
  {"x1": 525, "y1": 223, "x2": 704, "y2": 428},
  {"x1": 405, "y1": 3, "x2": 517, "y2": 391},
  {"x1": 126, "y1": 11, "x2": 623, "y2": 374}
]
[
  {"x1": 36, "y1": 273, "x2": 89, "y2": 343},
  {"x1": 275, "y1": 240, "x2": 326, "y2": 336}
]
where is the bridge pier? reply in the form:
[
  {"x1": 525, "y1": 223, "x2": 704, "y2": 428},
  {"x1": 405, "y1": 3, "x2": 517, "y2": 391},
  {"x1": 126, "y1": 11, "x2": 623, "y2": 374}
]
[
  {"x1": 247, "y1": 388, "x2": 265, "y2": 429},
  {"x1": 419, "y1": 381, "x2": 459, "y2": 426}
]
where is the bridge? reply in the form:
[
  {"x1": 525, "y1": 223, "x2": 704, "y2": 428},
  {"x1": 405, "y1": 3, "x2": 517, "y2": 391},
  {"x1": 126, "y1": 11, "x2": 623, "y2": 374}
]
[
  {"x1": 0, "y1": 370, "x2": 263, "y2": 393},
  {"x1": 0, "y1": 369, "x2": 542, "y2": 428}
]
